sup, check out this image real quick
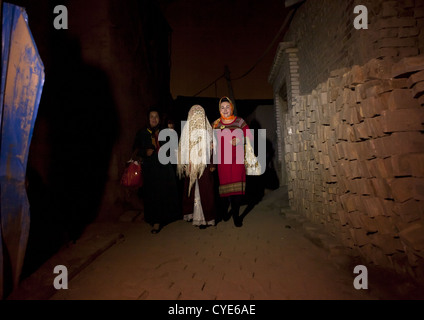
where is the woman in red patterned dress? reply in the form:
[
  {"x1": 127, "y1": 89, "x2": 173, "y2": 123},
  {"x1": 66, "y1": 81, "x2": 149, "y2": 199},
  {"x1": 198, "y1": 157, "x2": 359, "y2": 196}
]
[{"x1": 212, "y1": 96, "x2": 251, "y2": 227}]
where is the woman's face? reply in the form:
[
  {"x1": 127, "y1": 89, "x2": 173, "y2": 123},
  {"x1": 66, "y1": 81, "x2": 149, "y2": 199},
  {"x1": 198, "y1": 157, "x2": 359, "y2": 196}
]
[
  {"x1": 220, "y1": 102, "x2": 232, "y2": 118},
  {"x1": 149, "y1": 111, "x2": 160, "y2": 128}
]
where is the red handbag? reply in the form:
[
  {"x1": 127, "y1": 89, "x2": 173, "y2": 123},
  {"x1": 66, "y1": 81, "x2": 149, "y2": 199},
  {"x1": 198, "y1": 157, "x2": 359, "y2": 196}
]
[{"x1": 121, "y1": 160, "x2": 143, "y2": 187}]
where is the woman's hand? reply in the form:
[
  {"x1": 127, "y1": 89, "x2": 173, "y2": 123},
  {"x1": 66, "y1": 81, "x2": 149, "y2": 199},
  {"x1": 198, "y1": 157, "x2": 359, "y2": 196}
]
[{"x1": 146, "y1": 148, "x2": 154, "y2": 157}]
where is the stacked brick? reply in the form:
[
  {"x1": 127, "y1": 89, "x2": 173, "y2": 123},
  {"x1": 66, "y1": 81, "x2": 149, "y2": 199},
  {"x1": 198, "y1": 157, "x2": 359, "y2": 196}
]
[
  {"x1": 285, "y1": 48, "x2": 300, "y2": 109},
  {"x1": 374, "y1": 0, "x2": 421, "y2": 59},
  {"x1": 284, "y1": 55, "x2": 424, "y2": 282},
  {"x1": 283, "y1": 0, "x2": 424, "y2": 96},
  {"x1": 283, "y1": 0, "x2": 359, "y2": 94}
]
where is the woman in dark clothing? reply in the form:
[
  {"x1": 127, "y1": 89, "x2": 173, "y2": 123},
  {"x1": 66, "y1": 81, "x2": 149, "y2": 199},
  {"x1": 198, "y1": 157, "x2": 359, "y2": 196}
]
[{"x1": 132, "y1": 107, "x2": 180, "y2": 234}]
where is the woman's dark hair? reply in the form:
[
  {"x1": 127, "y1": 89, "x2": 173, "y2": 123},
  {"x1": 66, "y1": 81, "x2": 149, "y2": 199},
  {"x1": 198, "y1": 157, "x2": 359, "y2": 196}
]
[
  {"x1": 148, "y1": 105, "x2": 161, "y2": 118},
  {"x1": 147, "y1": 106, "x2": 162, "y2": 126}
]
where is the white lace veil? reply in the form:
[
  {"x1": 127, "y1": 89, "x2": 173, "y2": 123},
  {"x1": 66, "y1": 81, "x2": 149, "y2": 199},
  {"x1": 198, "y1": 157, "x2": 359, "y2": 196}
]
[{"x1": 177, "y1": 105, "x2": 213, "y2": 196}]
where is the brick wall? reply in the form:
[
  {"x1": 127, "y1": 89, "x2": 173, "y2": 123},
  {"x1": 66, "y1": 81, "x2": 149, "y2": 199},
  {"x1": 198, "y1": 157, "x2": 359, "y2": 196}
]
[
  {"x1": 274, "y1": 0, "x2": 424, "y2": 282},
  {"x1": 284, "y1": 56, "x2": 424, "y2": 281},
  {"x1": 284, "y1": 0, "x2": 423, "y2": 94}
]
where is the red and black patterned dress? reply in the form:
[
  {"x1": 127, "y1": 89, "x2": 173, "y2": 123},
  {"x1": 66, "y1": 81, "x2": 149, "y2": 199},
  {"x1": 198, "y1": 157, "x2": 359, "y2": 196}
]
[{"x1": 212, "y1": 117, "x2": 251, "y2": 197}]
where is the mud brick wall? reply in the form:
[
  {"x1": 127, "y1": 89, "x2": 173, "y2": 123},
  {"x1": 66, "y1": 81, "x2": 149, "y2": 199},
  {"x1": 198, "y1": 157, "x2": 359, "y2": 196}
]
[
  {"x1": 284, "y1": 55, "x2": 424, "y2": 281},
  {"x1": 20, "y1": 0, "x2": 172, "y2": 222}
]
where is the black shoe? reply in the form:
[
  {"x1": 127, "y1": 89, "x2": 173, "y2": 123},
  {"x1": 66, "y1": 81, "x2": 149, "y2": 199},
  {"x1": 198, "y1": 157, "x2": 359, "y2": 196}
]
[
  {"x1": 233, "y1": 216, "x2": 243, "y2": 228},
  {"x1": 199, "y1": 225, "x2": 207, "y2": 230}
]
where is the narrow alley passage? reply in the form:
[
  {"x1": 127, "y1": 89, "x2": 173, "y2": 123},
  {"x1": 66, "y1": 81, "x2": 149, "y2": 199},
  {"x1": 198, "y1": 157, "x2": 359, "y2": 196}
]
[{"x1": 10, "y1": 188, "x2": 423, "y2": 301}]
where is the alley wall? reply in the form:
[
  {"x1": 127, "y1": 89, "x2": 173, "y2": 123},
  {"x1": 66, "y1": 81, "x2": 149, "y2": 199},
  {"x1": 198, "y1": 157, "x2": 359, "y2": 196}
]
[{"x1": 271, "y1": 0, "x2": 424, "y2": 283}]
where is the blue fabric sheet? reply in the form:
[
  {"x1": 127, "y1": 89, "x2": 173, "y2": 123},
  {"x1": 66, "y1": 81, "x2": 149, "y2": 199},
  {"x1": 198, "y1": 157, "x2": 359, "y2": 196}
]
[{"x1": 0, "y1": 2, "x2": 45, "y2": 298}]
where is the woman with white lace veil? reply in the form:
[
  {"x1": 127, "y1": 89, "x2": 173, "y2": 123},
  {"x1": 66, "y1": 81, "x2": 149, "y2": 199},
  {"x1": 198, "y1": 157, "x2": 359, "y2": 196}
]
[{"x1": 177, "y1": 105, "x2": 217, "y2": 229}]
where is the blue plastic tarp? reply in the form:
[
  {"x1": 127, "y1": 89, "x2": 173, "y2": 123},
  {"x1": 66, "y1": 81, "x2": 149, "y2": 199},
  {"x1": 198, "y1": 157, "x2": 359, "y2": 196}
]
[{"x1": 1, "y1": 2, "x2": 45, "y2": 298}]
